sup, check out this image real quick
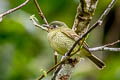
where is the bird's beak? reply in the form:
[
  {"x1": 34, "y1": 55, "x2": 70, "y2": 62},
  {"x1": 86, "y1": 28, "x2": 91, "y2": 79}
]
[
  {"x1": 42, "y1": 24, "x2": 50, "y2": 28},
  {"x1": 43, "y1": 24, "x2": 56, "y2": 29}
]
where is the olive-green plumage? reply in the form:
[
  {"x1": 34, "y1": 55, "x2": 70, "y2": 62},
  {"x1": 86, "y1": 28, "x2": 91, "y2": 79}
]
[{"x1": 47, "y1": 21, "x2": 105, "y2": 69}]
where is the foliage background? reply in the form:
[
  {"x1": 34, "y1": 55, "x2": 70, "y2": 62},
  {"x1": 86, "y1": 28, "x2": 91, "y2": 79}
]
[{"x1": 0, "y1": 0, "x2": 120, "y2": 80}]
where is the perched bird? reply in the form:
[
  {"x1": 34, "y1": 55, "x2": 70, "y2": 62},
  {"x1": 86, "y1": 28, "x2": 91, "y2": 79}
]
[{"x1": 47, "y1": 21, "x2": 105, "y2": 69}]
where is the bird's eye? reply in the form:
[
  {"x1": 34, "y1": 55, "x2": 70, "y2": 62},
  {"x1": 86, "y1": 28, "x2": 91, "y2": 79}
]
[{"x1": 52, "y1": 25, "x2": 58, "y2": 28}]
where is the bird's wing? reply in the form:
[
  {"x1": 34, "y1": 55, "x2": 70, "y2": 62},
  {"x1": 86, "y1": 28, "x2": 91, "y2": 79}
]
[
  {"x1": 61, "y1": 28, "x2": 79, "y2": 41},
  {"x1": 61, "y1": 28, "x2": 89, "y2": 47}
]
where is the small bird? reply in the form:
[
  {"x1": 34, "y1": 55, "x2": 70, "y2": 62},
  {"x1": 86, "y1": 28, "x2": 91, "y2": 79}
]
[{"x1": 47, "y1": 21, "x2": 105, "y2": 69}]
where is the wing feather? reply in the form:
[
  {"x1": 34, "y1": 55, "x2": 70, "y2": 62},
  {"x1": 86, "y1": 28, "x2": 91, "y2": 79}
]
[{"x1": 60, "y1": 28, "x2": 89, "y2": 47}]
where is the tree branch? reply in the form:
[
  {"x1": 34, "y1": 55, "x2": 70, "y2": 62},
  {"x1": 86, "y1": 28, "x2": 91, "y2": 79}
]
[
  {"x1": 89, "y1": 40, "x2": 120, "y2": 52},
  {"x1": 102, "y1": 40, "x2": 120, "y2": 47},
  {"x1": 33, "y1": 0, "x2": 49, "y2": 25},
  {"x1": 89, "y1": 47, "x2": 120, "y2": 52},
  {"x1": 88, "y1": 0, "x2": 117, "y2": 32},
  {"x1": 0, "y1": 0, "x2": 30, "y2": 22},
  {"x1": 72, "y1": 0, "x2": 98, "y2": 35},
  {"x1": 30, "y1": 15, "x2": 48, "y2": 31}
]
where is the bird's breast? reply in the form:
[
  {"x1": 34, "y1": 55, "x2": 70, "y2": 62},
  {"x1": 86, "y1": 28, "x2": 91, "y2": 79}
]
[{"x1": 48, "y1": 30, "x2": 79, "y2": 55}]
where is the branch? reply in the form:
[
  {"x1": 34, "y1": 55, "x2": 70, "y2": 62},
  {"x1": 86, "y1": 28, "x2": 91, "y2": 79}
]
[
  {"x1": 89, "y1": 47, "x2": 120, "y2": 52},
  {"x1": 89, "y1": 40, "x2": 120, "y2": 52},
  {"x1": 33, "y1": 0, "x2": 49, "y2": 25},
  {"x1": 30, "y1": 15, "x2": 48, "y2": 31},
  {"x1": 99, "y1": 0, "x2": 117, "y2": 21},
  {"x1": 103, "y1": 40, "x2": 120, "y2": 47},
  {"x1": 88, "y1": 0, "x2": 117, "y2": 32},
  {"x1": 72, "y1": 0, "x2": 98, "y2": 35},
  {"x1": 0, "y1": 0, "x2": 30, "y2": 22}
]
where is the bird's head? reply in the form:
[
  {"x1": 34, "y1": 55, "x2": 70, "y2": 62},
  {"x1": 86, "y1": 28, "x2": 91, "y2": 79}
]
[
  {"x1": 49, "y1": 21, "x2": 67, "y2": 29},
  {"x1": 42, "y1": 21, "x2": 68, "y2": 32}
]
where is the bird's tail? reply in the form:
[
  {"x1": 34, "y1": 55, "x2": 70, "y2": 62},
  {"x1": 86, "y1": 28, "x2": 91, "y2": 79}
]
[{"x1": 87, "y1": 55, "x2": 105, "y2": 69}]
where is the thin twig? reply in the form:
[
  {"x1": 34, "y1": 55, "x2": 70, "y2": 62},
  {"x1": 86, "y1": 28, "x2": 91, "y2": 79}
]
[
  {"x1": 99, "y1": 0, "x2": 117, "y2": 21},
  {"x1": 0, "y1": 0, "x2": 30, "y2": 22},
  {"x1": 89, "y1": 40, "x2": 120, "y2": 52},
  {"x1": 103, "y1": 40, "x2": 120, "y2": 47},
  {"x1": 33, "y1": 0, "x2": 48, "y2": 25},
  {"x1": 30, "y1": 15, "x2": 48, "y2": 31},
  {"x1": 89, "y1": 47, "x2": 120, "y2": 52},
  {"x1": 89, "y1": 0, "x2": 117, "y2": 30},
  {"x1": 66, "y1": 0, "x2": 117, "y2": 56}
]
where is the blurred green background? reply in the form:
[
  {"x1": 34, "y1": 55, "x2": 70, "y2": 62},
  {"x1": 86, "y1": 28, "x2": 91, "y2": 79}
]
[{"x1": 0, "y1": 0, "x2": 120, "y2": 80}]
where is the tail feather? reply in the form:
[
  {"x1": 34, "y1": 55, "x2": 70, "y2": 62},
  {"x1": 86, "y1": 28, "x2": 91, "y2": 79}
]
[{"x1": 87, "y1": 55, "x2": 105, "y2": 69}]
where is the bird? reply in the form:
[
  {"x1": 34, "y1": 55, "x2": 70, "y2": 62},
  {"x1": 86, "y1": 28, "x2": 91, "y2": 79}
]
[{"x1": 47, "y1": 21, "x2": 105, "y2": 69}]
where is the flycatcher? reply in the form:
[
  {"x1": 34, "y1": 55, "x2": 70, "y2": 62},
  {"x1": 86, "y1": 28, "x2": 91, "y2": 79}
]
[{"x1": 47, "y1": 21, "x2": 105, "y2": 69}]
